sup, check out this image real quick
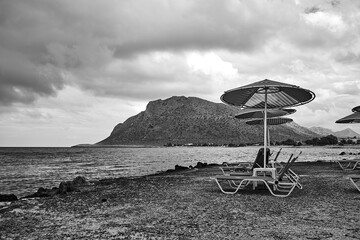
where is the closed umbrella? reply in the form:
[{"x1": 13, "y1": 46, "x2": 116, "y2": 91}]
[{"x1": 221, "y1": 79, "x2": 315, "y2": 167}]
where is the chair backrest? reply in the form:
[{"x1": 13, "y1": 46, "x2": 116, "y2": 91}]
[
  {"x1": 277, "y1": 151, "x2": 302, "y2": 181},
  {"x1": 252, "y1": 147, "x2": 270, "y2": 170},
  {"x1": 277, "y1": 154, "x2": 294, "y2": 180},
  {"x1": 272, "y1": 148, "x2": 282, "y2": 162}
]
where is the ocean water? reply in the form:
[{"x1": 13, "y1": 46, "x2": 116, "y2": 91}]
[{"x1": 0, "y1": 146, "x2": 359, "y2": 198}]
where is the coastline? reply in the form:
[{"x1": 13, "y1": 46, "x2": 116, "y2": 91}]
[
  {"x1": 71, "y1": 144, "x2": 160, "y2": 148},
  {"x1": 1, "y1": 161, "x2": 360, "y2": 239}
]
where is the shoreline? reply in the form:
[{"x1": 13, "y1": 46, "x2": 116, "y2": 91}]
[{"x1": 1, "y1": 161, "x2": 360, "y2": 239}]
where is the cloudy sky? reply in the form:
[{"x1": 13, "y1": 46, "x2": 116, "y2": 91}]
[{"x1": 1, "y1": 0, "x2": 360, "y2": 147}]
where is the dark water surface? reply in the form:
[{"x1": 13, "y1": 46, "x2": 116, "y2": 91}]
[{"x1": 0, "y1": 146, "x2": 358, "y2": 197}]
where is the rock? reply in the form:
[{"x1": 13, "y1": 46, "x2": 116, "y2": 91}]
[
  {"x1": 195, "y1": 162, "x2": 208, "y2": 168},
  {"x1": 0, "y1": 194, "x2": 18, "y2": 202},
  {"x1": 175, "y1": 165, "x2": 189, "y2": 171},
  {"x1": 23, "y1": 176, "x2": 87, "y2": 198},
  {"x1": 23, "y1": 187, "x2": 58, "y2": 198},
  {"x1": 72, "y1": 176, "x2": 87, "y2": 186},
  {"x1": 57, "y1": 181, "x2": 79, "y2": 194},
  {"x1": 57, "y1": 176, "x2": 87, "y2": 194}
]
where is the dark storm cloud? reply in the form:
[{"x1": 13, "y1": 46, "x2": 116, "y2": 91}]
[
  {"x1": 0, "y1": 1, "x2": 68, "y2": 105},
  {"x1": 0, "y1": 48, "x2": 65, "y2": 105},
  {"x1": 0, "y1": 0, "x2": 359, "y2": 108}
]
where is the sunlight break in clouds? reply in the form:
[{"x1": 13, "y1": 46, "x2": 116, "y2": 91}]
[{"x1": 303, "y1": 11, "x2": 347, "y2": 34}]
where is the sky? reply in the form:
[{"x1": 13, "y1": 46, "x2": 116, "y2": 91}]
[{"x1": 0, "y1": 0, "x2": 360, "y2": 147}]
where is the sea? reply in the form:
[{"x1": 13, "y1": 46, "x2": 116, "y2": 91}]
[{"x1": 1, "y1": 146, "x2": 359, "y2": 198}]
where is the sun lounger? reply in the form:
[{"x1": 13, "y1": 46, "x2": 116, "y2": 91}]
[
  {"x1": 220, "y1": 162, "x2": 253, "y2": 175},
  {"x1": 272, "y1": 151, "x2": 303, "y2": 189},
  {"x1": 212, "y1": 154, "x2": 300, "y2": 197},
  {"x1": 219, "y1": 147, "x2": 271, "y2": 175},
  {"x1": 337, "y1": 159, "x2": 360, "y2": 170},
  {"x1": 347, "y1": 174, "x2": 360, "y2": 192},
  {"x1": 227, "y1": 152, "x2": 303, "y2": 189}
]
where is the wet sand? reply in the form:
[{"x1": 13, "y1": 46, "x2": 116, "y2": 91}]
[{"x1": 1, "y1": 161, "x2": 360, "y2": 239}]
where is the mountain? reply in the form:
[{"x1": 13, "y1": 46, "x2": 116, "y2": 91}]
[
  {"x1": 97, "y1": 96, "x2": 320, "y2": 146},
  {"x1": 335, "y1": 128, "x2": 360, "y2": 138},
  {"x1": 309, "y1": 127, "x2": 334, "y2": 136},
  {"x1": 310, "y1": 126, "x2": 360, "y2": 138}
]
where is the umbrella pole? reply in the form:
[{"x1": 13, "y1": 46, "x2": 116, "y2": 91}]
[{"x1": 264, "y1": 88, "x2": 268, "y2": 168}]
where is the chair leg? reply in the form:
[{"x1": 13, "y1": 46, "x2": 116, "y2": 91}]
[
  {"x1": 213, "y1": 178, "x2": 297, "y2": 197},
  {"x1": 213, "y1": 178, "x2": 247, "y2": 195},
  {"x1": 349, "y1": 178, "x2": 360, "y2": 192},
  {"x1": 265, "y1": 182, "x2": 296, "y2": 198}
]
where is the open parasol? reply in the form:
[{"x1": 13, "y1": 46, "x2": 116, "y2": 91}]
[
  {"x1": 235, "y1": 108, "x2": 296, "y2": 119},
  {"x1": 246, "y1": 117, "x2": 293, "y2": 146},
  {"x1": 352, "y1": 106, "x2": 360, "y2": 113},
  {"x1": 246, "y1": 117, "x2": 293, "y2": 126},
  {"x1": 221, "y1": 79, "x2": 315, "y2": 167},
  {"x1": 335, "y1": 111, "x2": 360, "y2": 124}
]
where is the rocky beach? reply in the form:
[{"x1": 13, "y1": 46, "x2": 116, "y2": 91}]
[{"x1": 1, "y1": 161, "x2": 360, "y2": 239}]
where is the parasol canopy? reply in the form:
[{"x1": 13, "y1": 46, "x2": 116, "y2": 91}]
[
  {"x1": 246, "y1": 117, "x2": 293, "y2": 126},
  {"x1": 246, "y1": 118, "x2": 293, "y2": 146},
  {"x1": 221, "y1": 79, "x2": 315, "y2": 168},
  {"x1": 221, "y1": 79, "x2": 315, "y2": 109},
  {"x1": 235, "y1": 108, "x2": 296, "y2": 119},
  {"x1": 352, "y1": 106, "x2": 360, "y2": 112},
  {"x1": 335, "y1": 111, "x2": 360, "y2": 124}
]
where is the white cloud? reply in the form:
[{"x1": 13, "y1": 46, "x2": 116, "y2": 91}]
[
  {"x1": 303, "y1": 11, "x2": 347, "y2": 34},
  {"x1": 187, "y1": 52, "x2": 238, "y2": 77},
  {"x1": 0, "y1": 86, "x2": 147, "y2": 146}
]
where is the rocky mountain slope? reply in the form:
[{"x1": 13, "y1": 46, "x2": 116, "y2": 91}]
[
  {"x1": 310, "y1": 126, "x2": 360, "y2": 138},
  {"x1": 98, "y1": 96, "x2": 319, "y2": 146}
]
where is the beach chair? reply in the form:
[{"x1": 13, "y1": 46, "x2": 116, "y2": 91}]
[
  {"x1": 269, "y1": 148, "x2": 282, "y2": 167},
  {"x1": 336, "y1": 159, "x2": 360, "y2": 170},
  {"x1": 272, "y1": 151, "x2": 303, "y2": 189},
  {"x1": 347, "y1": 175, "x2": 360, "y2": 192},
  {"x1": 220, "y1": 162, "x2": 253, "y2": 175},
  {"x1": 212, "y1": 154, "x2": 300, "y2": 197},
  {"x1": 220, "y1": 148, "x2": 270, "y2": 175},
  {"x1": 227, "y1": 151, "x2": 303, "y2": 190}
]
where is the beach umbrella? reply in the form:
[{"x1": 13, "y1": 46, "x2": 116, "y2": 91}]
[
  {"x1": 246, "y1": 117, "x2": 293, "y2": 126},
  {"x1": 221, "y1": 79, "x2": 315, "y2": 167},
  {"x1": 335, "y1": 111, "x2": 360, "y2": 124},
  {"x1": 236, "y1": 109, "x2": 296, "y2": 147},
  {"x1": 246, "y1": 117, "x2": 293, "y2": 145},
  {"x1": 352, "y1": 106, "x2": 360, "y2": 112},
  {"x1": 235, "y1": 108, "x2": 296, "y2": 119}
]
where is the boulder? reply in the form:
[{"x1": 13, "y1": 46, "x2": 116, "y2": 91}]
[
  {"x1": 0, "y1": 194, "x2": 18, "y2": 202},
  {"x1": 72, "y1": 176, "x2": 87, "y2": 186},
  {"x1": 23, "y1": 176, "x2": 88, "y2": 198},
  {"x1": 195, "y1": 162, "x2": 208, "y2": 168},
  {"x1": 23, "y1": 187, "x2": 58, "y2": 198},
  {"x1": 57, "y1": 176, "x2": 87, "y2": 194},
  {"x1": 174, "y1": 165, "x2": 189, "y2": 171}
]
